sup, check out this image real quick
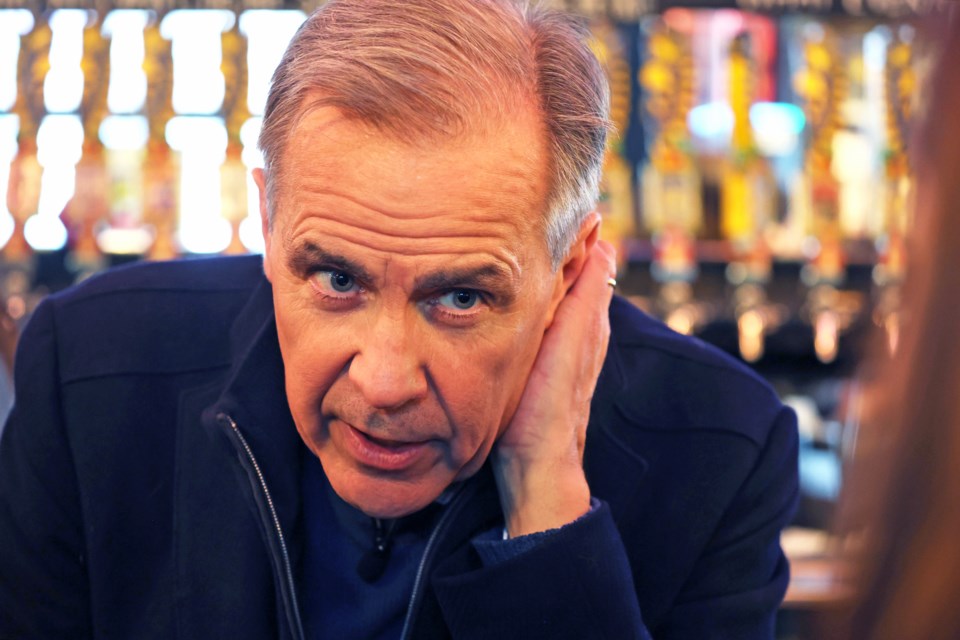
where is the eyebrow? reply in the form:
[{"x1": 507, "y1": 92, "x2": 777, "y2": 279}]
[
  {"x1": 288, "y1": 241, "x2": 518, "y2": 304},
  {"x1": 287, "y1": 242, "x2": 376, "y2": 284},
  {"x1": 415, "y1": 264, "x2": 518, "y2": 304}
]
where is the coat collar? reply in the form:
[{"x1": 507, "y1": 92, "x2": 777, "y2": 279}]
[{"x1": 206, "y1": 276, "x2": 305, "y2": 555}]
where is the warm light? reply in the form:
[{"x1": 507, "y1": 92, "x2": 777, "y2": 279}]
[
  {"x1": 166, "y1": 116, "x2": 231, "y2": 254},
  {"x1": 100, "y1": 115, "x2": 149, "y2": 150},
  {"x1": 885, "y1": 314, "x2": 900, "y2": 355},
  {"x1": 103, "y1": 10, "x2": 150, "y2": 114},
  {"x1": 239, "y1": 10, "x2": 306, "y2": 115},
  {"x1": 45, "y1": 9, "x2": 88, "y2": 115},
  {"x1": 666, "y1": 307, "x2": 695, "y2": 336},
  {"x1": 0, "y1": 10, "x2": 36, "y2": 111},
  {"x1": 162, "y1": 10, "x2": 234, "y2": 115},
  {"x1": 24, "y1": 214, "x2": 68, "y2": 252},
  {"x1": 239, "y1": 118, "x2": 264, "y2": 253},
  {"x1": 0, "y1": 114, "x2": 18, "y2": 249},
  {"x1": 814, "y1": 310, "x2": 839, "y2": 364},
  {"x1": 239, "y1": 215, "x2": 264, "y2": 254},
  {"x1": 96, "y1": 227, "x2": 154, "y2": 255},
  {"x1": 24, "y1": 115, "x2": 83, "y2": 252},
  {"x1": 738, "y1": 309, "x2": 766, "y2": 363}
]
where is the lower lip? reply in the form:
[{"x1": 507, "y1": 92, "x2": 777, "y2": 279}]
[{"x1": 337, "y1": 420, "x2": 432, "y2": 472}]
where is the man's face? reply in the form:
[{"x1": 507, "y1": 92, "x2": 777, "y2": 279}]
[{"x1": 258, "y1": 105, "x2": 566, "y2": 518}]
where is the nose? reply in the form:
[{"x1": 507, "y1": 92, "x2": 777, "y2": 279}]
[{"x1": 347, "y1": 311, "x2": 428, "y2": 411}]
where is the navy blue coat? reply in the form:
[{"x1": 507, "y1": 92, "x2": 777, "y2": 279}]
[{"x1": 0, "y1": 256, "x2": 798, "y2": 639}]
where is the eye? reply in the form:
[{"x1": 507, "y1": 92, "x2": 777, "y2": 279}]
[
  {"x1": 313, "y1": 269, "x2": 361, "y2": 297},
  {"x1": 329, "y1": 271, "x2": 355, "y2": 293},
  {"x1": 437, "y1": 289, "x2": 480, "y2": 311}
]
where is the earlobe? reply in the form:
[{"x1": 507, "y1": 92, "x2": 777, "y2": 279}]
[{"x1": 253, "y1": 168, "x2": 274, "y2": 282}]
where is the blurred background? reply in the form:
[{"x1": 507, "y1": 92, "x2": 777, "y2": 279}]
[{"x1": 0, "y1": 0, "x2": 944, "y2": 635}]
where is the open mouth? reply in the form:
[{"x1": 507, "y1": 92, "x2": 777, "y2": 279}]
[
  {"x1": 359, "y1": 430, "x2": 422, "y2": 449},
  {"x1": 338, "y1": 420, "x2": 433, "y2": 471}
]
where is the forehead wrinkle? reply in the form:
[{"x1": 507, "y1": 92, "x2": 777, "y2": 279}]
[
  {"x1": 292, "y1": 176, "x2": 542, "y2": 235},
  {"x1": 298, "y1": 214, "x2": 522, "y2": 246},
  {"x1": 287, "y1": 140, "x2": 545, "y2": 231}
]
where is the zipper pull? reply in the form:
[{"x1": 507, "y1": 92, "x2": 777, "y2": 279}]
[{"x1": 356, "y1": 517, "x2": 394, "y2": 583}]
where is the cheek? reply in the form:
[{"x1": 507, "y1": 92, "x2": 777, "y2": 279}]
[
  {"x1": 273, "y1": 292, "x2": 349, "y2": 420},
  {"x1": 436, "y1": 312, "x2": 547, "y2": 442}
]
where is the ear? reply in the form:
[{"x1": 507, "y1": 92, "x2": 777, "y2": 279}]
[
  {"x1": 252, "y1": 168, "x2": 274, "y2": 283},
  {"x1": 544, "y1": 211, "x2": 602, "y2": 327}
]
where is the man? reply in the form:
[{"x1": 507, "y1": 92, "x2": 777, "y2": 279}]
[{"x1": 0, "y1": 1, "x2": 798, "y2": 638}]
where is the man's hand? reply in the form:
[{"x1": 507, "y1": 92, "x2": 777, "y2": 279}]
[{"x1": 493, "y1": 239, "x2": 617, "y2": 537}]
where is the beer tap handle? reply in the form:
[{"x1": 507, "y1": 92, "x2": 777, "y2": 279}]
[
  {"x1": 813, "y1": 307, "x2": 840, "y2": 364},
  {"x1": 738, "y1": 308, "x2": 766, "y2": 364}
]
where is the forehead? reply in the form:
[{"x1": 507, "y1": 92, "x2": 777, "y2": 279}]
[{"x1": 273, "y1": 105, "x2": 551, "y2": 249}]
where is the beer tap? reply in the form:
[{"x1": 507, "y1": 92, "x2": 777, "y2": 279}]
[
  {"x1": 805, "y1": 283, "x2": 861, "y2": 364},
  {"x1": 142, "y1": 16, "x2": 178, "y2": 261},
  {"x1": 219, "y1": 13, "x2": 252, "y2": 256},
  {"x1": 64, "y1": 10, "x2": 111, "y2": 278},
  {"x1": 639, "y1": 21, "x2": 706, "y2": 336},
  {"x1": 870, "y1": 27, "x2": 914, "y2": 355},
  {"x1": 794, "y1": 26, "x2": 861, "y2": 364},
  {"x1": 4, "y1": 12, "x2": 49, "y2": 267},
  {"x1": 2, "y1": 12, "x2": 49, "y2": 311},
  {"x1": 720, "y1": 33, "x2": 783, "y2": 362}
]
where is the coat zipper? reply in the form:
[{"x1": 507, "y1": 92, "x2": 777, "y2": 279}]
[
  {"x1": 217, "y1": 412, "x2": 305, "y2": 640},
  {"x1": 399, "y1": 481, "x2": 473, "y2": 640}
]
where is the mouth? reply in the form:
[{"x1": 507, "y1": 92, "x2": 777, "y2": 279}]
[
  {"x1": 337, "y1": 420, "x2": 434, "y2": 472},
  {"x1": 361, "y1": 431, "x2": 421, "y2": 448}
]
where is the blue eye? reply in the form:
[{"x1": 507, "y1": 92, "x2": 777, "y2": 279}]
[
  {"x1": 329, "y1": 271, "x2": 355, "y2": 293},
  {"x1": 313, "y1": 269, "x2": 359, "y2": 296},
  {"x1": 438, "y1": 289, "x2": 479, "y2": 311}
]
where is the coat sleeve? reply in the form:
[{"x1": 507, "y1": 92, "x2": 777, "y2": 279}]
[
  {"x1": 429, "y1": 406, "x2": 798, "y2": 640},
  {"x1": 432, "y1": 499, "x2": 653, "y2": 640},
  {"x1": 0, "y1": 299, "x2": 93, "y2": 639}
]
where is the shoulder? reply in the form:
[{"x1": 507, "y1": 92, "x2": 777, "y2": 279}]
[
  {"x1": 55, "y1": 254, "x2": 265, "y2": 300},
  {"x1": 605, "y1": 295, "x2": 786, "y2": 450},
  {"x1": 31, "y1": 255, "x2": 266, "y2": 383}
]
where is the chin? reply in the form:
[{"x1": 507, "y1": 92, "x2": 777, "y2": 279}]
[{"x1": 336, "y1": 474, "x2": 445, "y2": 519}]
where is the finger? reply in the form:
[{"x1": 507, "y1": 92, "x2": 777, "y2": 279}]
[
  {"x1": 564, "y1": 240, "x2": 617, "y2": 310},
  {"x1": 595, "y1": 239, "x2": 618, "y2": 268}
]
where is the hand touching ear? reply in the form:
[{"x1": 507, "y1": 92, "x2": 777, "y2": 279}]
[{"x1": 493, "y1": 239, "x2": 617, "y2": 537}]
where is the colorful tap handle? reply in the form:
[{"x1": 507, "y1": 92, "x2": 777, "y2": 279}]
[
  {"x1": 142, "y1": 20, "x2": 179, "y2": 260},
  {"x1": 640, "y1": 22, "x2": 701, "y2": 283},
  {"x1": 3, "y1": 14, "x2": 50, "y2": 263}
]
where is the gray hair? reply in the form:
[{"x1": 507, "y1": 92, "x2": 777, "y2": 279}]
[{"x1": 258, "y1": 0, "x2": 610, "y2": 269}]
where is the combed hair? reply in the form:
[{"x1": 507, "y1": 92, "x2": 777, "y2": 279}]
[{"x1": 258, "y1": 0, "x2": 610, "y2": 268}]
